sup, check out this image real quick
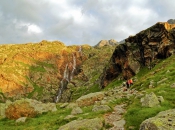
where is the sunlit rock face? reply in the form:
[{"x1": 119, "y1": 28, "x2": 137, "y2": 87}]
[
  {"x1": 100, "y1": 22, "x2": 175, "y2": 88},
  {"x1": 0, "y1": 40, "x2": 88, "y2": 102}
]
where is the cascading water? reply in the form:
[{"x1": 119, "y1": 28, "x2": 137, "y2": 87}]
[
  {"x1": 55, "y1": 46, "x2": 83, "y2": 103},
  {"x1": 70, "y1": 54, "x2": 76, "y2": 80},
  {"x1": 55, "y1": 64, "x2": 69, "y2": 103},
  {"x1": 78, "y1": 46, "x2": 82, "y2": 56}
]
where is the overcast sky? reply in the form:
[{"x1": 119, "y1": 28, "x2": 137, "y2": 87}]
[{"x1": 0, "y1": 0, "x2": 174, "y2": 45}]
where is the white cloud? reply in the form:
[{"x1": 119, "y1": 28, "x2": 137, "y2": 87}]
[
  {"x1": 28, "y1": 24, "x2": 42, "y2": 34},
  {"x1": 0, "y1": 0, "x2": 174, "y2": 45}
]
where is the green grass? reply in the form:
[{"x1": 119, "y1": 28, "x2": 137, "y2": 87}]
[
  {"x1": 26, "y1": 76, "x2": 43, "y2": 99},
  {"x1": 30, "y1": 65, "x2": 46, "y2": 72},
  {"x1": 104, "y1": 79, "x2": 123, "y2": 90},
  {"x1": 124, "y1": 54, "x2": 175, "y2": 129},
  {"x1": 71, "y1": 84, "x2": 100, "y2": 101}
]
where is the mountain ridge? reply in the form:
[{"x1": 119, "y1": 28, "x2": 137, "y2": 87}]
[{"x1": 0, "y1": 21, "x2": 175, "y2": 129}]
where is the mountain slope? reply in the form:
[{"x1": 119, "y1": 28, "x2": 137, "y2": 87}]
[{"x1": 0, "y1": 40, "x2": 116, "y2": 103}]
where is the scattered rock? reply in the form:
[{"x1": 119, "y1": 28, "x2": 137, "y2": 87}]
[
  {"x1": 16, "y1": 117, "x2": 27, "y2": 123},
  {"x1": 64, "y1": 115, "x2": 76, "y2": 120},
  {"x1": 157, "y1": 78, "x2": 168, "y2": 85},
  {"x1": 60, "y1": 103, "x2": 69, "y2": 108},
  {"x1": 157, "y1": 96, "x2": 164, "y2": 103},
  {"x1": 140, "y1": 92, "x2": 160, "y2": 107},
  {"x1": 71, "y1": 107, "x2": 83, "y2": 115},
  {"x1": 66, "y1": 103, "x2": 78, "y2": 109},
  {"x1": 170, "y1": 83, "x2": 175, "y2": 88},
  {"x1": 104, "y1": 104, "x2": 126, "y2": 130},
  {"x1": 58, "y1": 118, "x2": 104, "y2": 130},
  {"x1": 92, "y1": 105, "x2": 111, "y2": 112}
]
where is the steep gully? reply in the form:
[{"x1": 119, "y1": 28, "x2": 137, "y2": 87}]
[{"x1": 55, "y1": 46, "x2": 82, "y2": 103}]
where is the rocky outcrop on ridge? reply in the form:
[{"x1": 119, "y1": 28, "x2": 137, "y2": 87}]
[
  {"x1": 95, "y1": 39, "x2": 118, "y2": 48},
  {"x1": 100, "y1": 22, "x2": 175, "y2": 88},
  {"x1": 167, "y1": 19, "x2": 175, "y2": 24}
]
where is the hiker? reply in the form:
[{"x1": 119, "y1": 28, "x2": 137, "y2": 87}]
[
  {"x1": 127, "y1": 78, "x2": 133, "y2": 88},
  {"x1": 126, "y1": 80, "x2": 129, "y2": 89}
]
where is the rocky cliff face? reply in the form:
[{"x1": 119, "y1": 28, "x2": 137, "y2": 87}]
[
  {"x1": 100, "y1": 22, "x2": 175, "y2": 88},
  {"x1": 0, "y1": 40, "x2": 88, "y2": 102}
]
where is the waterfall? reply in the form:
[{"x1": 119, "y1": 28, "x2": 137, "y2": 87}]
[
  {"x1": 63, "y1": 64, "x2": 69, "y2": 82},
  {"x1": 70, "y1": 54, "x2": 76, "y2": 80},
  {"x1": 55, "y1": 47, "x2": 81, "y2": 103},
  {"x1": 55, "y1": 80, "x2": 63, "y2": 103},
  {"x1": 55, "y1": 64, "x2": 69, "y2": 103},
  {"x1": 78, "y1": 46, "x2": 82, "y2": 56}
]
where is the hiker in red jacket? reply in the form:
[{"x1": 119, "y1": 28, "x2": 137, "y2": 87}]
[{"x1": 127, "y1": 79, "x2": 133, "y2": 88}]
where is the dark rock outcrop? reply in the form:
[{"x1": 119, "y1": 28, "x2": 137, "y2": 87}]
[{"x1": 100, "y1": 22, "x2": 175, "y2": 88}]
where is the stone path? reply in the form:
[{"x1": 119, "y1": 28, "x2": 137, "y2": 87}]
[
  {"x1": 104, "y1": 104, "x2": 126, "y2": 130},
  {"x1": 103, "y1": 85, "x2": 139, "y2": 130}
]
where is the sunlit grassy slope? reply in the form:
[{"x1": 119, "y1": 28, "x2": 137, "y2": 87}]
[{"x1": 124, "y1": 54, "x2": 175, "y2": 130}]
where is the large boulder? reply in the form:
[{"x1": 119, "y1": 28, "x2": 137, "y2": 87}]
[
  {"x1": 5, "y1": 98, "x2": 57, "y2": 119},
  {"x1": 140, "y1": 92, "x2": 160, "y2": 107},
  {"x1": 58, "y1": 117, "x2": 104, "y2": 130},
  {"x1": 76, "y1": 92, "x2": 104, "y2": 107},
  {"x1": 140, "y1": 109, "x2": 175, "y2": 130},
  {"x1": 100, "y1": 22, "x2": 175, "y2": 88}
]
